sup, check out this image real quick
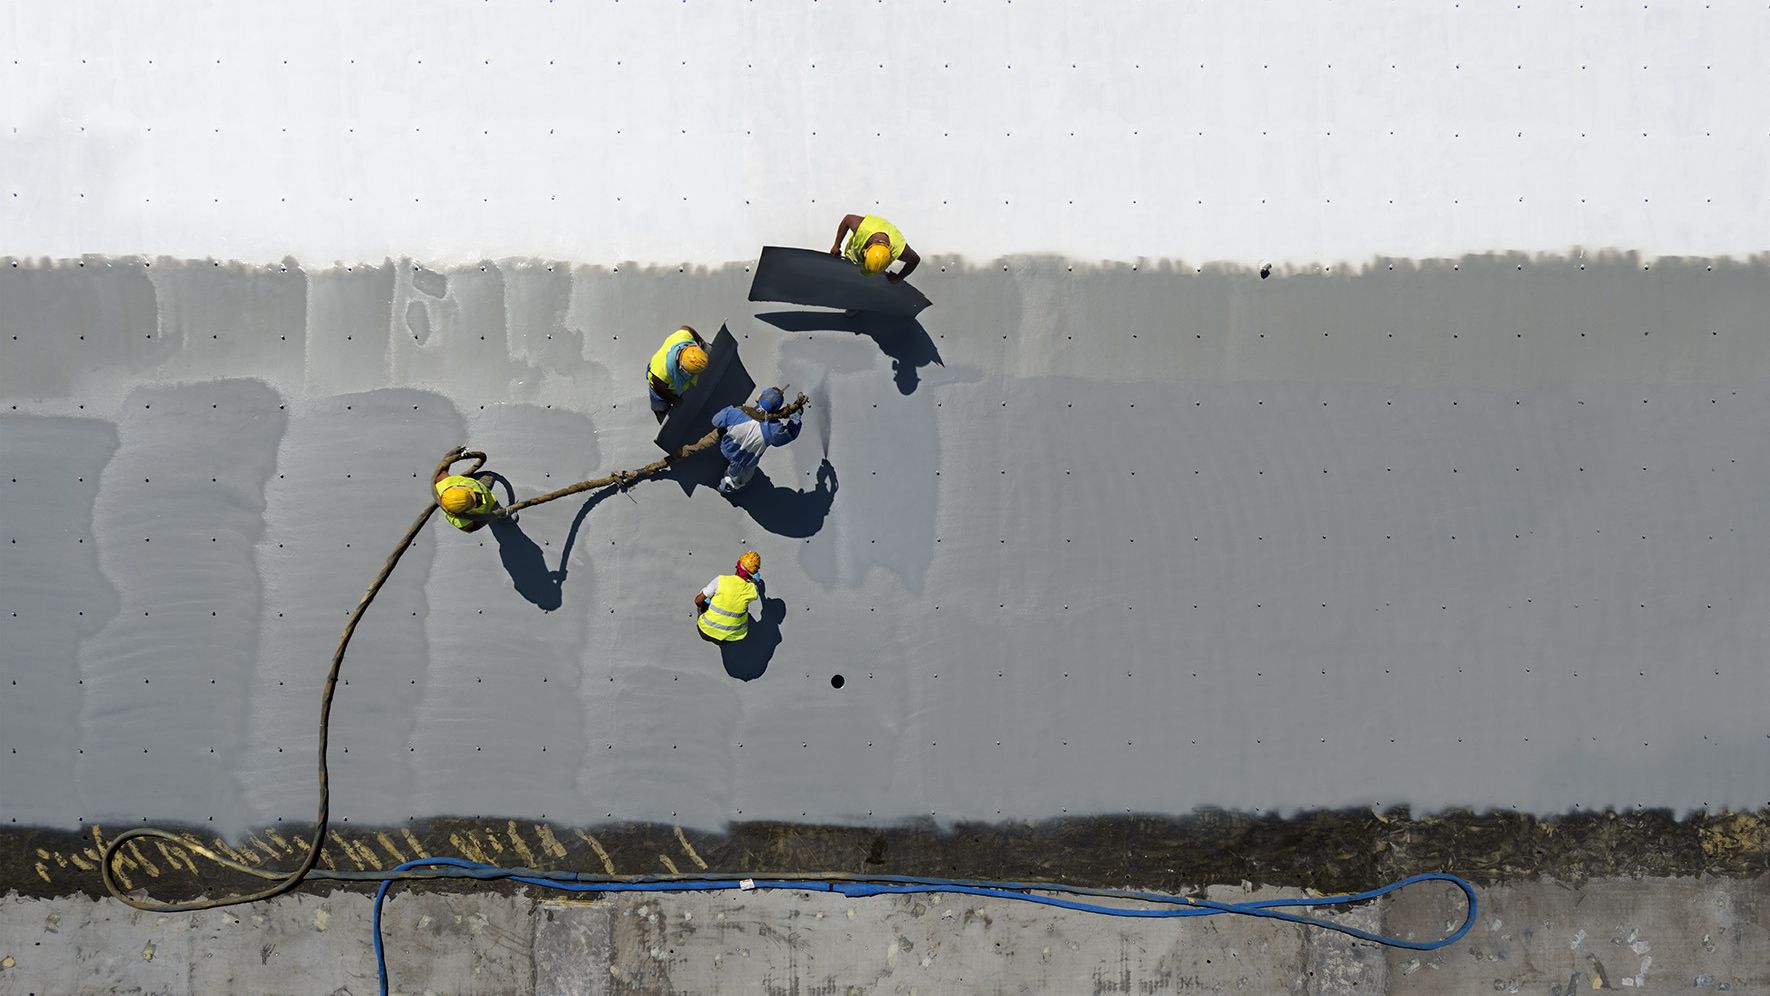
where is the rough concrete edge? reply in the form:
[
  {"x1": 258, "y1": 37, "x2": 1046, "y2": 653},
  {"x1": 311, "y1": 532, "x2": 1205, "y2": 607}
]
[{"x1": 7, "y1": 807, "x2": 1767, "y2": 903}]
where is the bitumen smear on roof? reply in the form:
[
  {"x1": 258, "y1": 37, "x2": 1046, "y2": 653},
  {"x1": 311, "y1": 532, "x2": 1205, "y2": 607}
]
[{"x1": 6, "y1": 809, "x2": 1767, "y2": 902}]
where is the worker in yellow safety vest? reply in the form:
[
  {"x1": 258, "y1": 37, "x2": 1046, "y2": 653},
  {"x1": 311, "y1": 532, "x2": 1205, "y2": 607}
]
[
  {"x1": 695, "y1": 551, "x2": 763, "y2": 642},
  {"x1": 647, "y1": 325, "x2": 710, "y2": 422},
  {"x1": 433, "y1": 471, "x2": 500, "y2": 532},
  {"x1": 830, "y1": 213, "x2": 921, "y2": 282}
]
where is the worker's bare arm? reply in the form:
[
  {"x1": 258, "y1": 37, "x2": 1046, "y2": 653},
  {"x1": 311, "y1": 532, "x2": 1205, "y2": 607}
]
[
  {"x1": 889, "y1": 245, "x2": 920, "y2": 282},
  {"x1": 683, "y1": 325, "x2": 707, "y2": 348},
  {"x1": 830, "y1": 214, "x2": 864, "y2": 254},
  {"x1": 649, "y1": 374, "x2": 678, "y2": 405},
  {"x1": 694, "y1": 593, "x2": 709, "y2": 612}
]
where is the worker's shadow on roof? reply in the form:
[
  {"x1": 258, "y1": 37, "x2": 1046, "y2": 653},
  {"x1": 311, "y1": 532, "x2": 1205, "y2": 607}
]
[
  {"x1": 721, "y1": 596, "x2": 786, "y2": 681},
  {"x1": 662, "y1": 446, "x2": 727, "y2": 498},
  {"x1": 755, "y1": 310, "x2": 942, "y2": 395},
  {"x1": 728, "y1": 459, "x2": 838, "y2": 539},
  {"x1": 481, "y1": 473, "x2": 565, "y2": 612}
]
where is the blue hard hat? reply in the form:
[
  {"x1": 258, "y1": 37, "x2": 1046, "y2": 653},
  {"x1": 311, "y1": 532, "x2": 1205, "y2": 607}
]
[{"x1": 756, "y1": 387, "x2": 785, "y2": 413}]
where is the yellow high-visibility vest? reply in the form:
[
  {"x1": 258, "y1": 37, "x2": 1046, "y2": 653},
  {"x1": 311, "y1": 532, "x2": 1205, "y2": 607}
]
[
  {"x1": 434, "y1": 475, "x2": 498, "y2": 530},
  {"x1": 843, "y1": 215, "x2": 907, "y2": 267},
  {"x1": 697, "y1": 574, "x2": 758, "y2": 642},
  {"x1": 648, "y1": 328, "x2": 700, "y2": 394}
]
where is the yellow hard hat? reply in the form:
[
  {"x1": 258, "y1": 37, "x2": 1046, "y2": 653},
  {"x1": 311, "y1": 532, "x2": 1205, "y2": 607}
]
[
  {"x1": 438, "y1": 483, "x2": 478, "y2": 515},
  {"x1": 861, "y1": 241, "x2": 893, "y2": 274},
  {"x1": 679, "y1": 344, "x2": 709, "y2": 374},
  {"x1": 737, "y1": 551, "x2": 761, "y2": 576}
]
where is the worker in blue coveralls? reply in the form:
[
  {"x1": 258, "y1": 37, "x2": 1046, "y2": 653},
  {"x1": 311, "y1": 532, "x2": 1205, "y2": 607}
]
[{"x1": 711, "y1": 387, "x2": 803, "y2": 495}]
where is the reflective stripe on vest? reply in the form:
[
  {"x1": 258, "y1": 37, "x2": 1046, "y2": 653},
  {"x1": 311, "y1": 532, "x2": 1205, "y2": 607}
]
[
  {"x1": 697, "y1": 575, "x2": 758, "y2": 642},
  {"x1": 648, "y1": 328, "x2": 699, "y2": 393},
  {"x1": 435, "y1": 475, "x2": 497, "y2": 530},
  {"x1": 843, "y1": 215, "x2": 907, "y2": 266}
]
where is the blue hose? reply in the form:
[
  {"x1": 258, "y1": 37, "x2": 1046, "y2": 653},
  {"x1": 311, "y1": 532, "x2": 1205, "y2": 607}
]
[{"x1": 371, "y1": 857, "x2": 1476, "y2": 995}]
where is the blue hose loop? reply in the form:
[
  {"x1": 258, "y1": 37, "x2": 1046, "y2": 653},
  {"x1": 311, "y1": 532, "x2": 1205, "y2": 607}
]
[{"x1": 372, "y1": 858, "x2": 1476, "y2": 996}]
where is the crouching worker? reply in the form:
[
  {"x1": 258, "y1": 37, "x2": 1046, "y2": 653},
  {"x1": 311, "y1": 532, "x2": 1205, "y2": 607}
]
[
  {"x1": 712, "y1": 387, "x2": 803, "y2": 495},
  {"x1": 831, "y1": 212, "x2": 920, "y2": 283},
  {"x1": 434, "y1": 471, "x2": 500, "y2": 533},
  {"x1": 695, "y1": 551, "x2": 763, "y2": 642},
  {"x1": 647, "y1": 325, "x2": 710, "y2": 423}
]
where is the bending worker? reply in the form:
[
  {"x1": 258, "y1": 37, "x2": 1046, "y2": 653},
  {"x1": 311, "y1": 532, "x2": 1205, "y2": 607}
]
[
  {"x1": 647, "y1": 325, "x2": 710, "y2": 422},
  {"x1": 830, "y1": 213, "x2": 920, "y2": 282},
  {"x1": 712, "y1": 387, "x2": 803, "y2": 495},
  {"x1": 695, "y1": 551, "x2": 763, "y2": 643},
  {"x1": 433, "y1": 470, "x2": 500, "y2": 533}
]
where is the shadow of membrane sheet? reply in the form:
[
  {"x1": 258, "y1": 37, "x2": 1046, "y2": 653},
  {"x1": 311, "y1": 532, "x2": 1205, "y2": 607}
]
[{"x1": 2, "y1": 252, "x2": 1767, "y2": 897}]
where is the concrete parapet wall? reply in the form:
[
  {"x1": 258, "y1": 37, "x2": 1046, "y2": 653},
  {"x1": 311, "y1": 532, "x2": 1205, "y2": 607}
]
[{"x1": 3, "y1": 876, "x2": 1766, "y2": 994}]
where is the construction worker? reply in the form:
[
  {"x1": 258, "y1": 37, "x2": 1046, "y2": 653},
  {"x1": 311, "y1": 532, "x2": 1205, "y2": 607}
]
[
  {"x1": 647, "y1": 325, "x2": 710, "y2": 423},
  {"x1": 830, "y1": 213, "x2": 921, "y2": 283},
  {"x1": 711, "y1": 387, "x2": 803, "y2": 495},
  {"x1": 433, "y1": 471, "x2": 500, "y2": 532},
  {"x1": 695, "y1": 551, "x2": 763, "y2": 643}
]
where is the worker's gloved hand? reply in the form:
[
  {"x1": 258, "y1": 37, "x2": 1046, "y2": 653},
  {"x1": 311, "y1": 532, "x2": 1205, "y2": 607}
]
[{"x1": 886, "y1": 272, "x2": 903, "y2": 284}]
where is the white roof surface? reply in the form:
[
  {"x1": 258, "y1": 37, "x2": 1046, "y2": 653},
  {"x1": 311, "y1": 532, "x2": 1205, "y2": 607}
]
[{"x1": 4, "y1": 1, "x2": 1767, "y2": 265}]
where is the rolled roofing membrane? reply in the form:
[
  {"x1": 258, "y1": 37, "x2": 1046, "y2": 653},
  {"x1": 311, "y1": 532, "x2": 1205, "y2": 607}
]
[{"x1": 2, "y1": 4, "x2": 1767, "y2": 836}]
